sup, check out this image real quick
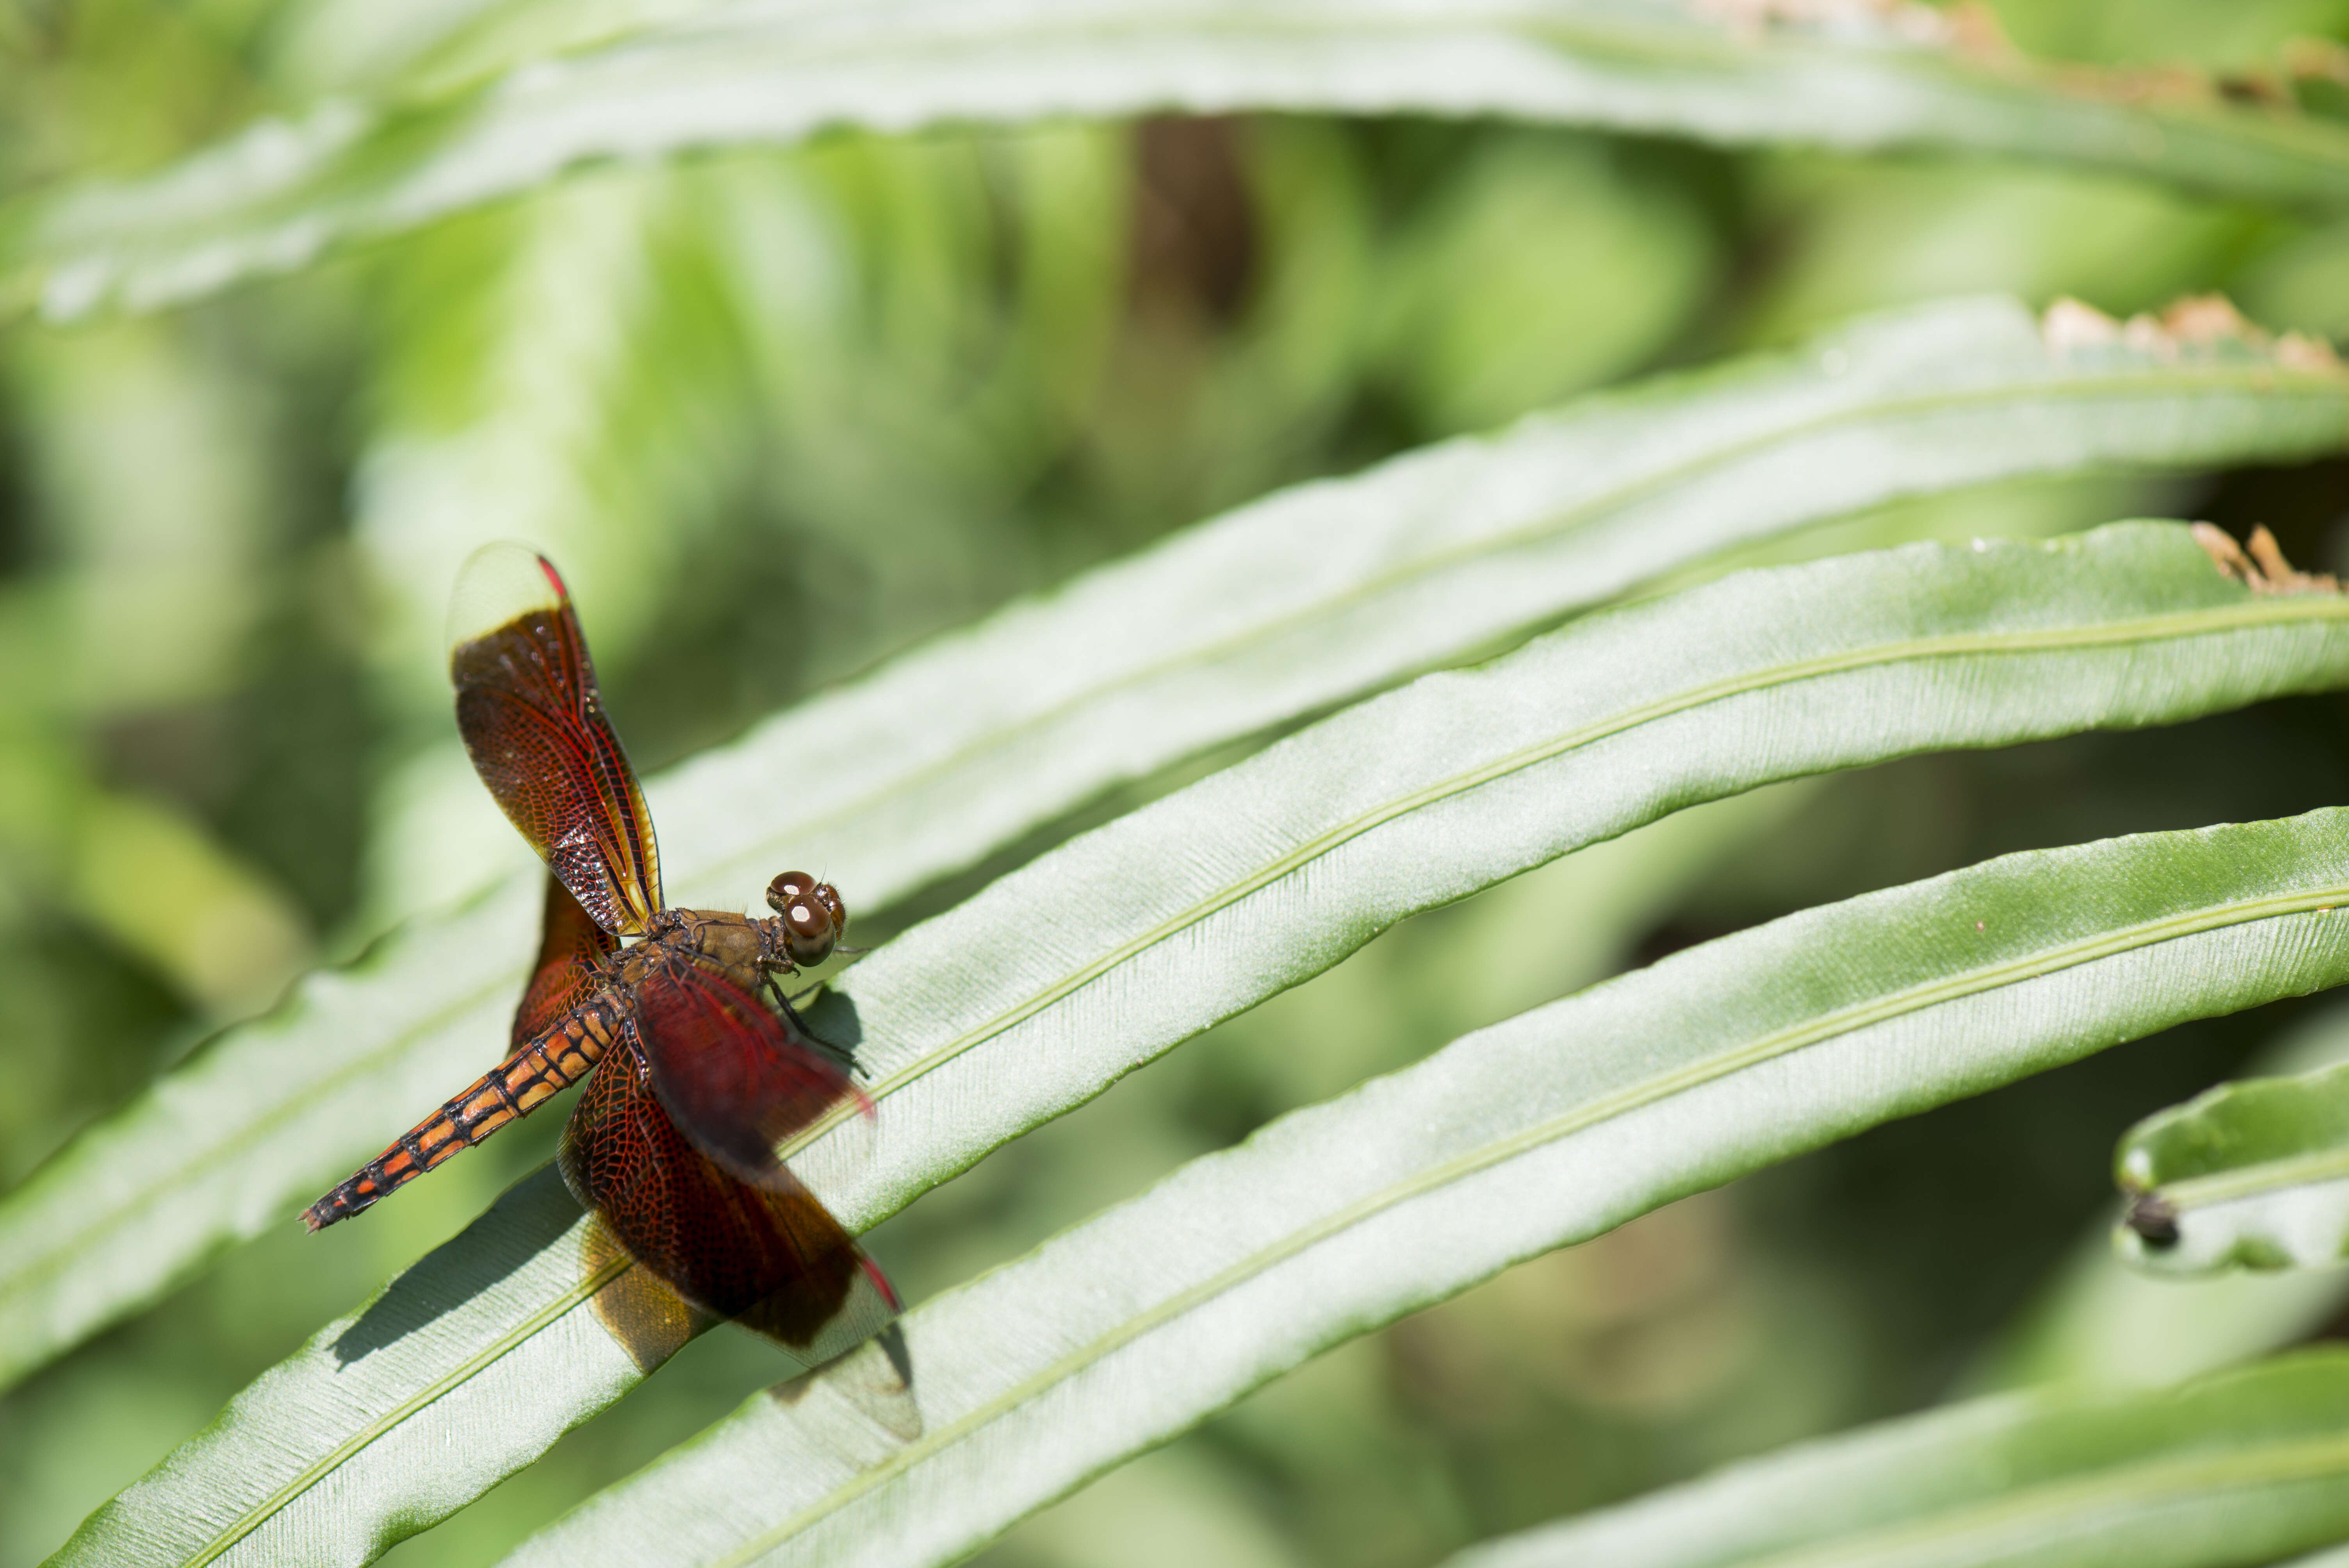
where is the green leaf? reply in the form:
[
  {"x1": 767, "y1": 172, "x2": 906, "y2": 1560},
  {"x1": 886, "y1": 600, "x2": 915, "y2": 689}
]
[
  {"x1": 11, "y1": 295, "x2": 2340, "y2": 1398},
  {"x1": 2115, "y1": 1056, "x2": 2349, "y2": 1276},
  {"x1": 17, "y1": 0, "x2": 2349, "y2": 319},
  {"x1": 1443, "y1": 1351, "x2": 2349, "y2": 1568},
  {"x1": 54, "y1": 522, "x2": 2349, "y2": 1565},
  {"x1": 506, "y1": 793, "x2": 2349, "y2": 1568}
]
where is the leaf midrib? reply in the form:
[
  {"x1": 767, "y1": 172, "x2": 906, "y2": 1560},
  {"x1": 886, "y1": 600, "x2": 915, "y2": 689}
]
[
  {"x1": 2152, "y1": 1140, "x2": 2349, "y2": 1212},
  {"x1": 776, "y1": 590, "x2": 2349, "y2": 1158},
  {"x1": 697, "y1": 367, "x2": 2349, "y2": 891},
  {"x1": 1741, "y1": 1431, "x2": 2349, "y2": 1568},
  {"x1": 179, "y1": 1249, "x2": 634, "y2": 1568},
  {"x1": 711, "y1": 881, "x2": 2349, "y2": 1566}
]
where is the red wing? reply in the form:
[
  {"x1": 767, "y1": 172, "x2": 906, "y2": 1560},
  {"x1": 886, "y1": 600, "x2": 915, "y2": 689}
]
[
  {"x1": 449, "y1": 542, "x2": 662, "y2": 937},
  {"x1": 510, "y1": 872, "x2": 619, "y2": 1053},
  {"x1": 560, "y1": 1055, "x2": 898, "y2": 1358},
  {"x1": 631, "y1": 957, "x2": 861, "y2": 1189}
]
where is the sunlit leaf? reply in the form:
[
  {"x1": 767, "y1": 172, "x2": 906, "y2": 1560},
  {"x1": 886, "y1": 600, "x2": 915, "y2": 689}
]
[
  {"x1": 510, "y1": 796, "x2": 2349, "y2": 1567},
  {"x1": 4, "y1": 293, "x2": 2345, "y2": 1392},
  {"x1": 1444, "y1": 1352, "x2": 2349, "y2": 1568},
  {"x1": 53, "y1": 522, "x2": 2349, "y2": 1565},
  {"x1": 15, "y1": 0, "x2": 2349, "y2": 319}
]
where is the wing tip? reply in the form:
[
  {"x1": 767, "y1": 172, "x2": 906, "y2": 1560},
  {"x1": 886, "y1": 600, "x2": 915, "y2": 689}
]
[
  {"x1": 790, "y1": 1257, "x2": 904, "y2": 1367},
  {"x1": 862, "y1": 1256, "x2": 902, "y2": 1313},
  {"x1": 447, "y1": 540, "x2": 569, "y2": 655}
]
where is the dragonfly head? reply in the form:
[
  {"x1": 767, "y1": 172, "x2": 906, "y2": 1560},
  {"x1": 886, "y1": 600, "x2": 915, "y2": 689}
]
[{"x1": 765, "y1": 871, "x2": 847, "y2": 968}]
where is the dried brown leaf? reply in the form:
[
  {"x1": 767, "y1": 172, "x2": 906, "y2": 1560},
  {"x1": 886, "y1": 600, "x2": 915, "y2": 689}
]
[{"x1": 2194, "y1": 522, "x2": 2341, "y2": 596}]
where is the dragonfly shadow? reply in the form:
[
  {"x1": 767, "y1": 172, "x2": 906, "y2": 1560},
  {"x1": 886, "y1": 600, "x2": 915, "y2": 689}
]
[
  {"x1": 770, "y1": 1323, "x2": 923, "y2": 1444},
  {"x1": 329, "y1": 1166, "x2": 583, "y2": 1368},
  {"x1": 793, "y1": 988, "x2": 867, "y2": 1080}
]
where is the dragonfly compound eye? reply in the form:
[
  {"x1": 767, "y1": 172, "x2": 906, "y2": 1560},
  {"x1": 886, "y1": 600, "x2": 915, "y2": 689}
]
[{"x1": 768, "y1": 872, "x2": 844, "y2": 965}]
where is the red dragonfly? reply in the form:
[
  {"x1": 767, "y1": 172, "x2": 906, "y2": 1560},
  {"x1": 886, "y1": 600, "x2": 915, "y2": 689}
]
[{"x1": 307, "y1": 543, "x2": 896, "y2": 1360}]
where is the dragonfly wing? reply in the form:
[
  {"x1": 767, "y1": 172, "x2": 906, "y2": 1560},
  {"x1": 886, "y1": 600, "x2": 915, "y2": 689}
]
[
  {"x1": 449, "y1": 542, "x2": 662, "y2": 935},
  {"x1": 560, "y1": 1055, "x2": 897, "y2": 1358},
  {"x1": 510, "y1": 872, "x2": 618, "y2": 1054},
  {"x1": 632, "y1": 957, "x2": 861, "y2": 1189}
]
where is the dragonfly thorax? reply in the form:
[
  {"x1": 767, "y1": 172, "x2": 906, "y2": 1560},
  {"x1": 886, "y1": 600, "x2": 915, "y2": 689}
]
[{"x1": 624, "y1": 909, "x2": 769, "y2": 995}]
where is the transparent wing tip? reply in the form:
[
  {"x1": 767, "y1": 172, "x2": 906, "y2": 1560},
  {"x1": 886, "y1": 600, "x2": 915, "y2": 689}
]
[{"x1": 447, "y1": 540, "x2": 567, "y2": 657}]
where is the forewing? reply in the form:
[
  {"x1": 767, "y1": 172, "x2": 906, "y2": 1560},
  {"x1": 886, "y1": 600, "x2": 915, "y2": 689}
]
[
  {"x1": 448, "y1": 542, "x2": 662, "y2": 935},
  {"x1": 510, "y1": 872, "x2": 618, "y2": 1053},
  {"x1": 560, "y1": 1057, "x2": 898, "y2": 1358},
  {"x1": 632, "y1": 957, "x2": 859, "y2": 1189}
]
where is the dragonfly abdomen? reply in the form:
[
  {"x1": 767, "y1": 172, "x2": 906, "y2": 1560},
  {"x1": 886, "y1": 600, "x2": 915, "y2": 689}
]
[{"x1": 303, "y1": 994, "x2": 630, "y2": 1230}]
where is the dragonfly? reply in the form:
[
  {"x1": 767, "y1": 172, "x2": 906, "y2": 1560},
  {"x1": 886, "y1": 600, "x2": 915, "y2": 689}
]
[{"x1": 307, "y1": 543, "x2": 896, "y2": 1359}]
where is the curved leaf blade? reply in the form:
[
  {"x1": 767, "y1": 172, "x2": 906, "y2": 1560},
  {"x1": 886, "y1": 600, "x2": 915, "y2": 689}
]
[
  {"x1": 11, "y1": 295, "x2": 2341, "y2": 1395},
  {"x1": 1973, "y1": 1003, "x2": 2349, "y2": 1394},
  {"x1": 57, "y1": 522, "x2": 2349, "y2": 1566},
  {"x1": 2116, "y1": 1058, "x2": 2349, "y2": 1275},
  {"x1": 510, "y1": 799, "x2": 2349, "y2": 1568},
  {"x1": 1447, "y1": 1352, "x2": 2349, "y2": 1568},
  {"x1": 17, "y1": 0, "x2": 2349, "y2": 318}
]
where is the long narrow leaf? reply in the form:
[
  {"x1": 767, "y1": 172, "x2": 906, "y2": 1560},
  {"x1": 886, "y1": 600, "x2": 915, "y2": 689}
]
[
  {"x1": 1446, "y1": 1352, "x2": 2349, "y2": 1568},
  {"x1": 507, "y1": 800, "x2": 2349, "y2": 1568},
  {"x1": 2116, "y1": 1058, "x2": 2349, "y2": 1275},
  {"x1": 10, "y1": 296, "x2": 2339, "y2": 1396},
  {"x1": 55, "y1": 522, "x2": 2349, "y2": 1565},
  {"x1": 17, "y1": 0, "x2": 2349, "y2": 319}
]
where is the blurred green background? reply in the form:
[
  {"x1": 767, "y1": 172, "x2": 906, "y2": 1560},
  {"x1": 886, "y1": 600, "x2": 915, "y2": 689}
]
[{"x1": 8, "y1": 0, "x2": 2349, "y2": 1563}]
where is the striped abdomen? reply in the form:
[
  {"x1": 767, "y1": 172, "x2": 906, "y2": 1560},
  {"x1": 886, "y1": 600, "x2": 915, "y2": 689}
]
[{"x1": 304, "y1": 997, "x2": 629, "y2": 1231}]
